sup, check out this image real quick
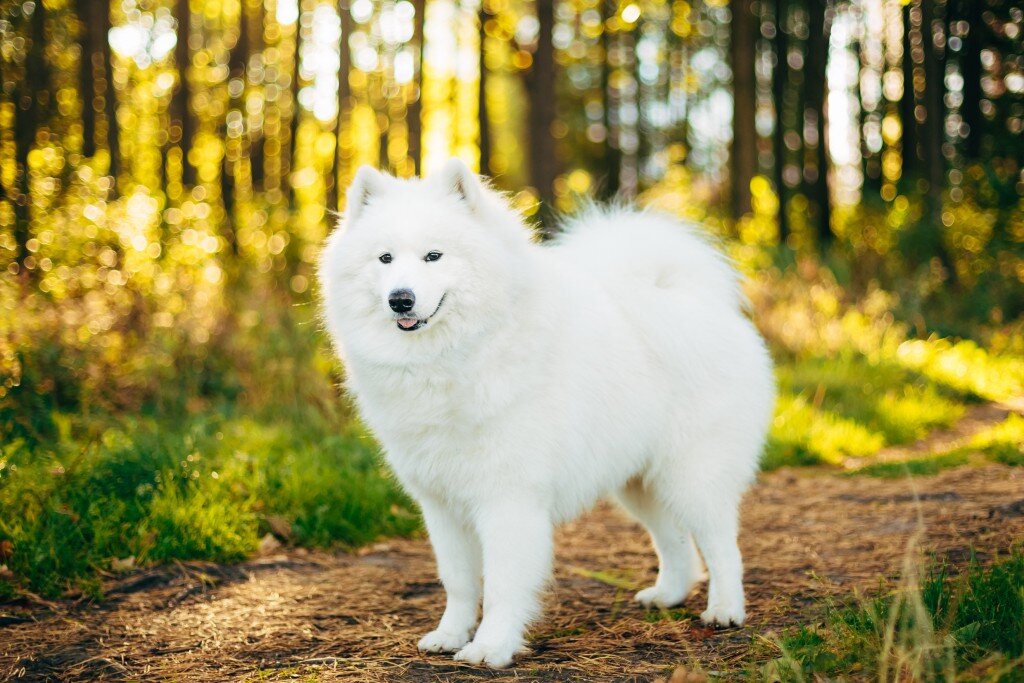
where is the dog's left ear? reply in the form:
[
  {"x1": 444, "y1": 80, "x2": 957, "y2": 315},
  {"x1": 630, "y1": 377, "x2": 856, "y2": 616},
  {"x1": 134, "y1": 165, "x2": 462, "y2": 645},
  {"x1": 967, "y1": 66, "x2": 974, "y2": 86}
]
[
  {"x1": 432, "y1": 158, "x2": 483, "y2": 211},
  {"x1": 345, "y1": 165, "x2": 390, "y2": 223}
]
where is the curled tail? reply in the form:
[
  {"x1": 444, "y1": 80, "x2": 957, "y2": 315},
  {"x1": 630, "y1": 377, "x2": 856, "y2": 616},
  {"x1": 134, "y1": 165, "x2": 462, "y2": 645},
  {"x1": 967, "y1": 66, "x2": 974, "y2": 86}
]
[{"x1": 551, "y1": 206, "x2": 744, "y2": 310}]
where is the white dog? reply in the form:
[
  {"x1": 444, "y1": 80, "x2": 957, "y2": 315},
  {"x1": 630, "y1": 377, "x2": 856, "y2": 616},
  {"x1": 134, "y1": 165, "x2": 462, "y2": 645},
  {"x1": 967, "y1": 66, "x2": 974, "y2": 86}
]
[{"x1": 318, "y1": 159, "x2": 775, "y2": 669}]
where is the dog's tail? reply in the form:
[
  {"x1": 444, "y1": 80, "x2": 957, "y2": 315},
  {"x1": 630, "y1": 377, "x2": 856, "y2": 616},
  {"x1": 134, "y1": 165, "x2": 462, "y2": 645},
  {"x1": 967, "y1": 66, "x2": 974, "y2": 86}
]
[{"x1": 551, "y1": 206, "x2": 744, "y2": 311}]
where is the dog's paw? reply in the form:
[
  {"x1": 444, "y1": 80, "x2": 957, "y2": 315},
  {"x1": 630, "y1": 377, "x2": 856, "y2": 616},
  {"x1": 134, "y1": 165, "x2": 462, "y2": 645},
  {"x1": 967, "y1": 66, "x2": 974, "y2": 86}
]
[
  {"x1": 634, "y1": 585, "x2": 686, "y2": 609},
  {"x1": 417, "y1": 629, "x2": 471, "y2": 654},
  {"x1": 700, "y1": 604, "x2": 745, "y2": 628},
  {"x1": 453, "y1": 638, "x2": 521, "y2": 669}
]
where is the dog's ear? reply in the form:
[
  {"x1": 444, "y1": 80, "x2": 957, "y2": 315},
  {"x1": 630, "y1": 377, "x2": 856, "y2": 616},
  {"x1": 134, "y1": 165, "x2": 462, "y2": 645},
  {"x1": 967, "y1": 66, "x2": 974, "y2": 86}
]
[
  {"x1": 433, "y1": 158, "x2": 483, "y2": 211},
  {"x1": 345, "y1": 165, "x2": 389, "y2": 223}
]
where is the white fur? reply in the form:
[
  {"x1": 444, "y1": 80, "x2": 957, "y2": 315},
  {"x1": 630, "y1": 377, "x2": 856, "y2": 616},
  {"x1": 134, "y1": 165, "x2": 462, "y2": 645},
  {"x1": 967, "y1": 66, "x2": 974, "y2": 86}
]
[{"x1": 318, "y1": 160, "x2": 775, "y2": 669}]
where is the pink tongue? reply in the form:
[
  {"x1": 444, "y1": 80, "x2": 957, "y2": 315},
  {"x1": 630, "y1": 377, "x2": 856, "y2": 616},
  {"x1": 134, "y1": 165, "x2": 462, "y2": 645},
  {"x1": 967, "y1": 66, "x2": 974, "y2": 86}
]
[{"x1": 397, "y1": 318, "x2": 419, "y2": 329}]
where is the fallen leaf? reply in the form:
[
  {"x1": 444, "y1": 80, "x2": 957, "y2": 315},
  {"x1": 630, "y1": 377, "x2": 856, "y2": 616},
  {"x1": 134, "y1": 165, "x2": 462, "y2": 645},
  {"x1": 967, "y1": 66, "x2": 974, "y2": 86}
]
[
  {"x1": 259, "y1": 533, "x2": 282, "y2": 556},
  {"x1": 669, "y1": 667, "x2": 708, "y2": 683},
  {"x1": 266, "y1": 515, "x2": 293, "y2": 540},
  {"x1": 111, "y1": 556, "x2": 136, "y2": 572}
]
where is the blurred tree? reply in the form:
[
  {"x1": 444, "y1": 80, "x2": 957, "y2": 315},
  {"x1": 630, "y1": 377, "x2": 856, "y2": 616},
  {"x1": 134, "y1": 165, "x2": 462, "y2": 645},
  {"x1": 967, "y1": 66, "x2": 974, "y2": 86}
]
[
  {"x1": 920, "y1": 0, "x2": 955, "y2": 276},
  {"x1": 479, "y1": 0, "x2": 491, "y2": 177},
  {"x1": 527, "y1": 0, "x2": 558, "y2": 211},
  {"x1": 959, "y1": 0, "x2": 983, "y2": 160},
  {"x1": 171, "y1": 0, "x2": 196, "y2": 188},
  {"x1": 919, "y1": 0, "x2": 944, "y2": 182},
  {"x1": 772, "y1": 0, "x2": 789, "y2": 241},
  {"x1": 77, "y1": 0, "x2": 96, "y2": 158},
  {"x1": 288, "y1": 9, "x2": 302, "y2": 207},
  {"x1": 730, "y1": 0, "x2": 757, "y2": 221},
  {"x1": 331, "y1": 1, "x2": 353, "y2": 211},
  {"x1": 407, "y1": 0, "x2": 425, "y2": 174},
  {"x1": 223, "y1": 2, "x2": 249, "y2": 251},
  {"x1": 805, "y1": 0, "x2": 832, "y2": 245},
  {"x1": 901, "y1": 1, "x2": 922, "y2": 176},
  {"x1": 247, "y1": 0, "x2": 265, "y2": 190},
  {"x1": 601, "y1": 0, "x2": 621, "y2": 199},
  {"x1": 76, "y1": 0, "x2": 118, "y2": 180},
  {"x1": 13, "y1": 0, "x2": 49, "y2": 273}
]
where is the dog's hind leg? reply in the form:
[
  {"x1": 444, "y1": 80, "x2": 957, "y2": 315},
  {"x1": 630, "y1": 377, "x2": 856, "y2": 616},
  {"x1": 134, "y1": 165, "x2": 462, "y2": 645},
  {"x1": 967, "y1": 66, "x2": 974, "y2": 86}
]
[
  {"x1": 685, "y1": 501, "x2": 744, "y2": 626},
  {"x1": 616, "y1": 477, "x2": 704, "y2": 609},
  {"x1": 653, "y1": 439, "x2": 751, "y2": 627}
]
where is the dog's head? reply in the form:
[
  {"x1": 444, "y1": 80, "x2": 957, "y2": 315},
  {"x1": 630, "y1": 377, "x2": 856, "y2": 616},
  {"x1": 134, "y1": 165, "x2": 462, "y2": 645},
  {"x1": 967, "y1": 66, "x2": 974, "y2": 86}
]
[{"x1": 319, "y1": 159, "x2": 534, "y2": 364}]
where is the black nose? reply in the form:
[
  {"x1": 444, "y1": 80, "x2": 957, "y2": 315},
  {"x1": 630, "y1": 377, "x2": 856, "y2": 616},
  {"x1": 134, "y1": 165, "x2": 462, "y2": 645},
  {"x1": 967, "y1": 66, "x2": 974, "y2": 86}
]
[{"x1": 388, "y1": 289, "x2": 415, "y2": 313}]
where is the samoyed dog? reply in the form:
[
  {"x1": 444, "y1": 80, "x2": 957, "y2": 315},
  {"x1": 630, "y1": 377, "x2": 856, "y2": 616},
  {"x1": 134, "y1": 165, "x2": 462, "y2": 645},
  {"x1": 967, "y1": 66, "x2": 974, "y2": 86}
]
[{"x1": 318, "y1": 159, "x2": 775, "y2": 669}]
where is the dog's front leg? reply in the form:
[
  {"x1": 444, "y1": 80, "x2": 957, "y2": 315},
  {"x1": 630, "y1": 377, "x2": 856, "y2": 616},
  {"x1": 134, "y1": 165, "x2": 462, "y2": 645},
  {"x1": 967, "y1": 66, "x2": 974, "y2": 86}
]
[
  {"x1": 417, "y1": 498, "x2": 482, "y2": 653},
  {"x1": 454, "y1": 501, "x2": 552, "y2": 668}
]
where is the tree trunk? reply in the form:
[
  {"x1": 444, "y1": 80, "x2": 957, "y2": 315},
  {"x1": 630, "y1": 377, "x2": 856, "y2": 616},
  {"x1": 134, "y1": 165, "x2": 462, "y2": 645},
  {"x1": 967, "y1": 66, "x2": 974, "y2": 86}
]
[
  {"x1": 960, "y1": 0, "x2": 983, "y2": 160},
  {"x1": 920, "y1": 0, "x2": 955, "y2": 278},
  {"x1": 617, "y1": 28, "x2": 637, "y2": 197},
  {"x1": 71, "y1": 0, "x2": 119, "y2": 178},
  {"x1": 223, "y1": 1, "x2": 248, "y2": 252},
  {"x1": 772, "y1": 0, "x2": 789, "y2": 243},
  {"x1": 101, "y1": 0, "x2": 119, "y2": 183},
  {"x1": 600, "y1": 0, "x2": 620, "y2": 199},
  {"x1": 730, "y1": 0, "x2": 757, "y2": 221},
  {"x1": 249, "y1": 0, "x2": 265, "y2": 189},
  {"x1": 288, "y1": 11, "x2": 302, "y2": 207},
  {"x1": 76, "y1": 0, "x2": 96, "y2": 158},
  {"x1": 14, "y1": 0, "x2": 49, "y2": 273},
  {"x1": 900, "y1": 2, "x2": 921, "y2": 178},
  {"x1": 527, "y1": 0, "x2": 557, "y2": 215},
  {"x1": 858, "y1": 32, "x2": 882, "y2": 197},
  {"x1": 805, "y1": 0, "x2": 831, "y2": 247},
  {"x1": 407, "y1": 0, "x2": 426, "y2": 174},
  {"x1": 921, "y1": 0, "x2": 945, "y2": 203},
  {"x1": 171, "y1": 0, "x2": 195, "y2": 187},
  {"x1": 478, "y1": 2, "x2": 491, "y2": 177},
  {"x1": 330, "y1": 0, "x2": 352, "y2": 210},
  {"x1": 378, "y1": 111, "x2": 389, "y2": 170}
]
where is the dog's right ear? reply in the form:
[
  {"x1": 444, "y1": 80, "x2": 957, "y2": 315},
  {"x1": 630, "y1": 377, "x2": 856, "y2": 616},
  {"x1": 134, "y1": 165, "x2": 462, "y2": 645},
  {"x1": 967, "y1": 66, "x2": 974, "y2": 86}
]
[
  {"x1": 345, "y1": 166, "x2": 389, "y2": 223},
  {"x1": 432, "y1": 158, "x2": 484, "y2": 212}
]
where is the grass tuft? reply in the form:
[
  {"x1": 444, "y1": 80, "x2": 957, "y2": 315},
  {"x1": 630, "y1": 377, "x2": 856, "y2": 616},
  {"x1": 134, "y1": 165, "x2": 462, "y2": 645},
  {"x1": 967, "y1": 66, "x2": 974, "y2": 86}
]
[
  {"x1": 756, "y1": 551, "x2": 1024, "y2": 681},
  {"x1": 0, "y1": 409, "x2": 418, "y2": 599},
  {"x1": 853, "y1": 413, "x2": 1024, "y2": 478}
]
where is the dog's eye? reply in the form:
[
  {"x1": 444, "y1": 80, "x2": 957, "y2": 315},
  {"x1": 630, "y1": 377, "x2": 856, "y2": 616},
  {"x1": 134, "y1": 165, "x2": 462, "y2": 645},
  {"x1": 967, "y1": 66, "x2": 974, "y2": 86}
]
[
  {"x1": 424, "y1": 251, "x2": 443, "y2": 262},
  {"x1": 378, "y1": 253, "x2": 392, "y2": 264}
]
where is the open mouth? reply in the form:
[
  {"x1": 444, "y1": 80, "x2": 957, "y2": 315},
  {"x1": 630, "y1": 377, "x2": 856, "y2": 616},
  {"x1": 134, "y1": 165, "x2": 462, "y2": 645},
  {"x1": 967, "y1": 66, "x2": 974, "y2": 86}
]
[{"x1": 395, "y1": 293, "x2": 446, "y2": 332}]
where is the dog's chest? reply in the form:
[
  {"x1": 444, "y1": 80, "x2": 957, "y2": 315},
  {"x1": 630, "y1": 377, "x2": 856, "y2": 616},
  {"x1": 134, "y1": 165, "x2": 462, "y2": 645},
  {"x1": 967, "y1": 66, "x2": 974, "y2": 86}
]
[
  {"x1": 354, "y1": 369, "x2": 528, "y2": 497},
  {"x1": 358, "y1": 370, "x2": 489, "y2": 441}
]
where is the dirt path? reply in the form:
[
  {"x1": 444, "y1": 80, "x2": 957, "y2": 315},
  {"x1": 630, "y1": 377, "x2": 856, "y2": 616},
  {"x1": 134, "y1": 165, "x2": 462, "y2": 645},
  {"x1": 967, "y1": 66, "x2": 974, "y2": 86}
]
[{"x1": 2, "y1": 464, "x2": 1023, "y2": 682}]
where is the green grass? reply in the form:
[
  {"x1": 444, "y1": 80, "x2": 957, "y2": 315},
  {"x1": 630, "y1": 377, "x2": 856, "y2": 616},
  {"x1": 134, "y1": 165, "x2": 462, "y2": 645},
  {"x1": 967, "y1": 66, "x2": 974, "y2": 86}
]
[
  {"x1": 852, "y1": 452, "x2": 972, "y2": 479},
  {"x1": 246, "y1": 667, "x2": 323, "y2": 682},
  {"x1": 0, "y1": 408, "x2": 419, "y2": 599},
  {"x1": 756, "y1": 551, "x2": 1024, "y2": 681},
  {"x1": 642, "y1": 607, "x2": 694, "y2": 623},
  {"x1": 852, "y1": 413, "x2": 1024, "y2": 478},
  {"x1": 764, "y1": 351, "x2": 973, "y2": 469},
  {"x1": 896, "y1": 338, "x2": 1024, "y2": 404},
  {"x1": 964, "y1": 414, "x2": 1024, "y2": 467}
]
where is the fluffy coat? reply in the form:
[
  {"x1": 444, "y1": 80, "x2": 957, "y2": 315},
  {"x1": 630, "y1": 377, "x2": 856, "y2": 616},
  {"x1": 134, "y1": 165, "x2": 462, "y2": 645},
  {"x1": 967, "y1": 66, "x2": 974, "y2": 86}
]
[{"x1": 318, "y1": 159, "x2": 775, "y2": 668}]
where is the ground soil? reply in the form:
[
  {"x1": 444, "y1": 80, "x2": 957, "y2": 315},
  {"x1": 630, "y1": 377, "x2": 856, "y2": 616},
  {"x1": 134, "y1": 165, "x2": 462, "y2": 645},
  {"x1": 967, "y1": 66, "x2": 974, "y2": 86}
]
[{"x1": 2, "y1": 464, "x2": 1023, "y2": 682}]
